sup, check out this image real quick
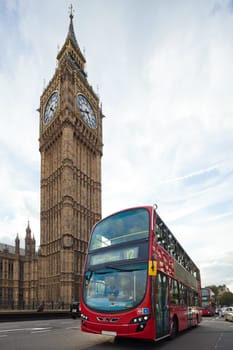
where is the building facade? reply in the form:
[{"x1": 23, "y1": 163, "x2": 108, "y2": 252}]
[
  {"x1": 0, "y1": 223, "x2": 38, "y2": 309},
  {"x1": 0, "y1": 9, "x2": 103, "y2": 310}
]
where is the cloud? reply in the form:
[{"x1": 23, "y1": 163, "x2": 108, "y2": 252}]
[
  {"x1": 199, "y1": 251, "x2": 233, "y2": 292},
  {"x1": 0, "y1": 0, "x2": 232, "y2": 291},
  {"x1": 160, "y1": 164, "x2": 220, "y2": 184}
]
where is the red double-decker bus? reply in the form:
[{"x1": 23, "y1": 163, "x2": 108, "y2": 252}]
[
  {"x1": 201, "y1": 288, "x2": 216, "y2": 316},
  {"x1": 80, "y1": 205, "x2": 202, "y2": 341}
]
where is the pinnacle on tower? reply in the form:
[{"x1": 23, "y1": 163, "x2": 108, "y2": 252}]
[{"x1": 26, "y1": 221, "x2": 31, "y2": 238}]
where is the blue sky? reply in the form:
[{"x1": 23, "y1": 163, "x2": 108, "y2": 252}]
[{"x1": 0, "y1": 0, "x2": 233, "y2": 292}]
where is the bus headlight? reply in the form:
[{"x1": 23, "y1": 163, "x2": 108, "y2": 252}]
[
  {"x1": 130, "y1": 315, "x2": 150, "y2": 323},
  {"x1": 130, "y1": 315, "x2": 150, "y2": 332},
  {"x1": 81, "y1": 313, "x2": 89, "y2": 320}
]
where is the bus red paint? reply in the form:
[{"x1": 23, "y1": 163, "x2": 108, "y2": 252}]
[{"x1": 80, "y1": 205, "x2": 202, "y2": 341}]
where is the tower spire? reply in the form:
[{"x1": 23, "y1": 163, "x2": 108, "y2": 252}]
[
  {"x1": 69, "y1": 4, "x2": 74, "y2": 18},
  {"x1": 66, "y1": 4, "x2": 79, "y2": 49},
  {"x1": 57, "y1": 4, "x2": 86, "y2": 69}
]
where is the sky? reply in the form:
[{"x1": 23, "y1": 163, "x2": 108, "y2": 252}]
[{"x1": 0, "y1": 0, "x2": 233, "y2": 292}]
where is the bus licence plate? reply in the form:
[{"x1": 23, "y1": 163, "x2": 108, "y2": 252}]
[{"x1": 101, "y1": 330, "x2": 117, "y2": 336}]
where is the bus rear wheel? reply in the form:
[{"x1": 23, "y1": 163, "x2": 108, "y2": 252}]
[
  {"x1": 194, "y1": 315, "x2": 199, "y2": 327},
  {"x1": 170, "y1": 317, "x2": 178, "y2": 340}
]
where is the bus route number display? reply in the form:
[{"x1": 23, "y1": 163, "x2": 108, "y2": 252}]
[{"x1": 90, "y1": 247, "x2": 139, "y2": 266}]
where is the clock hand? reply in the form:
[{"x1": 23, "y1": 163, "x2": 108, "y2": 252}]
[
  {"x1": 80, "y1": 109, "x2": 91, "y2": 122},
  {"x1": 80, "y1": 108, "x2": 88, "y2": 114}
]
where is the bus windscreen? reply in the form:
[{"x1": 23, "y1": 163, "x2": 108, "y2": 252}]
[
  {"x1": 83, "y1": 264, "x2": 147, "y2": 312},
  {"x1": 89, "y1": 208, "x2": 150, "y2": 251}
]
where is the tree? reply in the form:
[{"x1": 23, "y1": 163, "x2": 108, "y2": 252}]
[
  {"x1": 218, "y1": 292, "x2": 233, "y2": 306},
  {"x1": 206, "y1": 285, "x2": 219, "y2": 297}
]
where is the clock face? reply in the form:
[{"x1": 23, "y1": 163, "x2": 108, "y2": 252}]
[
  {"x1": 43, "y1": 91, "x2": 59, "y2": 125},
  {"x1": 77, "y1": 94, "x2": 97, "y2": 129}
]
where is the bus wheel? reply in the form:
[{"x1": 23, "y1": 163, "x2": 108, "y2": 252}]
[
  {"x1": 114, "y1": 336, "x2": 123, "y2": 344},
  {"x1": 194, "y1": 315, "x2": 199, "y2": 327},
  {"x1": 170, "y1": 317, "x2": 178, "y2": 340}
]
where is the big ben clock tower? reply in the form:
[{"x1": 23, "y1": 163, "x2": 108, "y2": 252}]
[{"x1": 39, "y1": 7, "x2": 103, "y2": 305}]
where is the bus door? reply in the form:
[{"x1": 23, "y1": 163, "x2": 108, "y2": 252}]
[{"x1": 155, "y1": 272, "x2": 170, "y2": 338}]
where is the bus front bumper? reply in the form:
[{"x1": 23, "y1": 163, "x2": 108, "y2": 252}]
[{"x1": 81, "y1": 317, "x2": 155, "y2": 340}]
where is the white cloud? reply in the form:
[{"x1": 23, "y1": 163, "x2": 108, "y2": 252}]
[{"x1": 0, "y1": 0, "x2": 232, "y2": 291}]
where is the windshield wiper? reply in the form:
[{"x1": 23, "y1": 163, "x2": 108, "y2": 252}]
[
  {"x1": 105, "y1": 264, "x2": 144, "y2": 272},
  {"x1": 105, "y1": 265, "x2": 126, "y2": 271}
]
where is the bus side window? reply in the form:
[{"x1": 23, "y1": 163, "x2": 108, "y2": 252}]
[
  {"x1": 179, "y1": 283, "x2": 187, "y2": 306},
  {"x1": 156, "y1": 221, "x2": 168, "y2": 250},
  {"x1": 187, "y1": 289, "x2": 192, "y2": 306},
  {"x1": 170, "y1": 279, "x2": 179, "y2": 305},
  {"x1": 168, "y1": 232, "x2": 177, "y2": 259},
  {"x1": 194, "y1": 292, "x2": 200, "y2": 306}
]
